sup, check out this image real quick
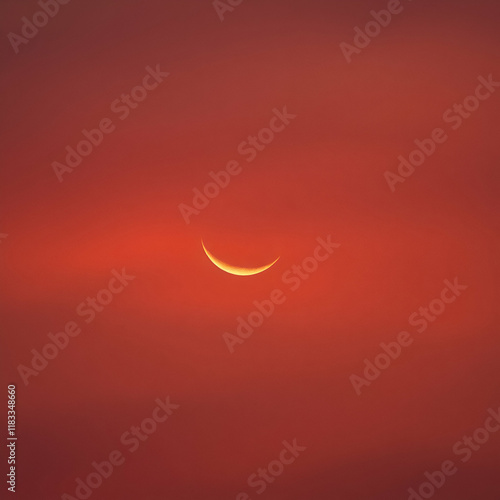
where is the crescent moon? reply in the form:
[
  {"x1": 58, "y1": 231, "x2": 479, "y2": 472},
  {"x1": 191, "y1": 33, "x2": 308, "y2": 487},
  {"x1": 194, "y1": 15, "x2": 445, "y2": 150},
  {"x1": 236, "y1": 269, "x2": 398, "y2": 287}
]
[{"x1": 201, "y1": 239, "x2": 279, "y2": 276}]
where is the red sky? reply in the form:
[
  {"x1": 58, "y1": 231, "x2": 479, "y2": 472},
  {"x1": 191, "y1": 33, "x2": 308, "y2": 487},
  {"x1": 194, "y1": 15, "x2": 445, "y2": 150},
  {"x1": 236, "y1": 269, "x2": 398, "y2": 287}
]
[{"x1": 1, "y1": 0, "x2": 500, "y2": 499}]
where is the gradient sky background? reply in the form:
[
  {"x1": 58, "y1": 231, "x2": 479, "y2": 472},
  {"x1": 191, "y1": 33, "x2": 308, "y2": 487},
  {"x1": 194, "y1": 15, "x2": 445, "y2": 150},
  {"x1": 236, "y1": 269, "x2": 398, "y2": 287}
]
[{"x1": 1, "y1": 0, "x2": 500, "y2": 499}]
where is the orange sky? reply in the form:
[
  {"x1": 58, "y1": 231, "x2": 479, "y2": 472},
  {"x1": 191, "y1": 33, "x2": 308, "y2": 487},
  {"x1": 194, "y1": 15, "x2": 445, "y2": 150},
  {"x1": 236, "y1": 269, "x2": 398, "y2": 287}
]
[{"x1": 1, "y1": 0, "x2": 500, "y2": 499}]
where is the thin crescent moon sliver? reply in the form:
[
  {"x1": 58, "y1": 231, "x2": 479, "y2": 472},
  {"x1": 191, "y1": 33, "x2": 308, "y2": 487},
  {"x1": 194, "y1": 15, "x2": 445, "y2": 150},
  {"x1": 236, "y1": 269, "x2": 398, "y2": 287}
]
[{"x1": 201, "y1": 239, "x2": 279, "y2": 276}]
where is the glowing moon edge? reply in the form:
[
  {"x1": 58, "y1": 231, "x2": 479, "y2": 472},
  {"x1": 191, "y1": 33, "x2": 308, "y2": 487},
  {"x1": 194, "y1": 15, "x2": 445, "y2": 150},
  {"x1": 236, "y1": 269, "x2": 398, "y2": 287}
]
[{"x1": 201, "y1": 239, "x2": 279, "y2": 276}]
